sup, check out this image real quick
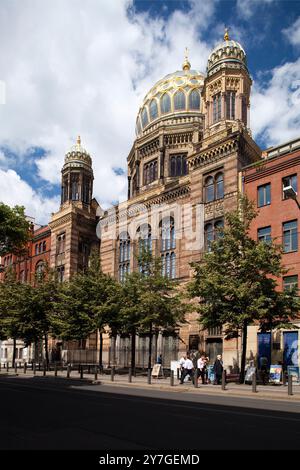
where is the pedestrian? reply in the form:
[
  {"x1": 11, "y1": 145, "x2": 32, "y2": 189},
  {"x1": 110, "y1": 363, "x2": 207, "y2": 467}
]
[
  {"x1": 180, "y1": 355, "x2": 194, "y2": 384},
  {"x1": 197, "y1": 355, "x2": 207, "y2": 384},
  {"x1": 213, "y1": 354, "x2": 223, "y2": 385},
  {"x1": 179, "y1": 354, "x2": 186, "y2": 382},
  {"x1": 157, "y1": 354, "x2": 162, "y2": 365},
  {"x1": 259, "y1": 356, "x2": 269, "y2": 385}
]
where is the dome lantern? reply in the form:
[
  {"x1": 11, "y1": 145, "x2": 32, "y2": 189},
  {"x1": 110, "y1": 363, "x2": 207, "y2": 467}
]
[{"x1": 207, "y1": 29, "x2": 247, "y2": 76}]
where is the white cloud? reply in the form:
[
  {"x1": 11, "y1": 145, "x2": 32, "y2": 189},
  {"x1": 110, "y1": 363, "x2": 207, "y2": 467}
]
[
  {"x1": 252, "y1": 58, "x2": 300, "y2": 146},
  {"x1": 0, "y1": 169, "x2": 60, "y2": 224},
  {"x1": 0, "y1": 0, "x2": 219, "y2": 223},
  {"x1": 236, "y1": 0, "x2": 275, "y2": 19},
  {"x1": 283, "y1": 16, "x2": 300, "y2": 46}
]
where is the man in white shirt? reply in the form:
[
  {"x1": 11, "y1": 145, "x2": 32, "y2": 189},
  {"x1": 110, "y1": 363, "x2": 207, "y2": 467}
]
[
  {"x1": 179, "y1": 355, "x2": 186, "y2": 382},
  {"x1": 180, "y1": 355, "x2": 194, "y2": 384}
]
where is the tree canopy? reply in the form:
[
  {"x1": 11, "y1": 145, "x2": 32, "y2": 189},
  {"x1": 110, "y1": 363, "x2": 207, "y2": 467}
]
[
  {"x1": 188, "y1": 196, "x2": 300, "y2": 381},
  {"x1": 0, "y1": 203, "x2": 30, "y2": 256}
]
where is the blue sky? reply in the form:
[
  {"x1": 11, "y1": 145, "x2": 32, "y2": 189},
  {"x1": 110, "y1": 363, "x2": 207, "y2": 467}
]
[{"x1": 0, "y1": 0, "x2": 300, "y2": 224}]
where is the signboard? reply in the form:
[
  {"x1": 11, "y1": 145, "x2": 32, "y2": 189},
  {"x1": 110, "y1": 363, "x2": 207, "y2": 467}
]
[
  {"x1": 269, "y1": 364, "x2": 282, "y2": 384},
  {"x1": 244, "y1": 367, "x2": 256, "y2": 384},
  {"x1": 151, "y1": 364, "x2": 163, "y2": 378},
  {"x1": 207, "y1": 365, "x2": 215, "y2": 384},
  {"x1": 288, "y1": 366, "x2": 300, "y2": 382}
]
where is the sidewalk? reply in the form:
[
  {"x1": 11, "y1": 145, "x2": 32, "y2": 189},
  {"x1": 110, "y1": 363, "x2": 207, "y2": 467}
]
[{"x1": 1, "y1": 367, "x2": 300, "y2": 402}]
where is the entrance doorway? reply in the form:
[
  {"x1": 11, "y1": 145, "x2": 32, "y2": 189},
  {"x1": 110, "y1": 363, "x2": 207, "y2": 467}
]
[{"x1": 205, "y1": 338, "x2": 222, "y2": 362}]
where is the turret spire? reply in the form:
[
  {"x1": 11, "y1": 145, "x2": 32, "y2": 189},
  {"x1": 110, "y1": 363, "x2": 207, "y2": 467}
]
[{"x1": 182, "y1": 47, "x2": 191, "y2": 71}]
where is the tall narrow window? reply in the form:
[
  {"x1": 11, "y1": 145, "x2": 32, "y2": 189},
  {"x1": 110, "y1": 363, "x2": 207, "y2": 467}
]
[
  {"x1": 204, "y1": 219, "x2": 224, "y2": 252},
  {"x1": 57, "y1": 233, "x2": 66, "y2": 254},
  {"x1": 205, "y1": 176, "x2": 214, "y2": 202},
  {"x1": 160, "y1": 217, "x2": 176, "y2": 279},
  {"x1": 71, "y1": 174, "x2": 80, "y2": 201},
  {"x1": 215, "y1": 173, "x2": 224, "y2": 200},
  {"x1": 138, "y1": 224, "x2": 152, "y2": 274},
  {"x1": 189, "y1": 89, "x2": 200, "y2": 110},
  {"x1": 258, "y1": 183, "x2": 271, "y2": 207},
  {"x1": 149, "y1": 99, "x2": 158, "y2": 121},
  {"x1": 213, "y1": 93, "x2": 221, "y2": 122},
  {"x1": 226, "y1": 91, "x2": 236, "y2": 120},
  {"x1": 143, "y1": 159, "x2": 158, "y2": 185},
  {"x1": 141, "y1": 107, "x2": 149, "y2": 128},
  {"x1": 161, "y1": 93, "x2": 171, "y2": 114},
  {"x1": 174, "y1": 91, "x2": 186, "y2": 110},
  {"x1": 57, "y1": 265, "x2": 65, "y2": 283},
  {"x1": 119, "y1": 232, "x2": 130, "y2": 282},
  {"x1": 242, "y1": 96, "x2": 247, "y2": 125},
  {"x1": 170, "y1": 155, "x2": 188, "y2": 177},
  {"x1": 283, "y1": 220, "x2": 298, "y2": 252}
]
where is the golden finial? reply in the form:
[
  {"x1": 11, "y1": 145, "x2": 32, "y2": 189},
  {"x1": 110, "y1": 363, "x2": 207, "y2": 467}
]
[
  {"x1": 77, "y1": 135, "x2": 81, "y2": 145},
  {"x1": 224, "y1": 27, "x2": 230, "y2": 41},
  {"x1": 182, "y1": 46, "x2": 191, "y2": 71}
]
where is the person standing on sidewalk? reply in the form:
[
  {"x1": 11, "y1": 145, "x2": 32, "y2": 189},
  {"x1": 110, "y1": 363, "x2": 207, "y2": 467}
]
[
  {"x1": 213, "y1": 354, "x2": 223, "y2": 385},
  {"x1": 197, "y1": 355, "x2": 207, "y2": 384},
  {"x1": 179, "y1": 354, "x2": 186, "y2": 382},
  {"x1": 180, "y1": 355, "x2": 194, "y2": 384}
]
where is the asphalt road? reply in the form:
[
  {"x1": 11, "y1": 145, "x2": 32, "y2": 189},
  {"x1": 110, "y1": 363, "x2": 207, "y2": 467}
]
[{"x1": 0, "y1": 376, "x2": 300, "y2": 450}]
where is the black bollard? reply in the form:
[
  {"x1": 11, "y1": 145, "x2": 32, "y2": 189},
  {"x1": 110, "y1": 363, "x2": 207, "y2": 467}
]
[
  {"x1": 252, "y1": 370, "x2": 257, "y2": 393},
  {"x1": 221, "y1": 370, "x2": 226, "y2": 390},
  {"x1": 170, "y1": 370, "x2": 174, "y2": 387},
  {"x1": 194, "y1": 371, "x2": 198, "y2": 388},
  {"x1": 80, "y1": 365, "x2": 83, "y2": 379},
  {"x1": 67, "y1": 365, "x2": 71, "y2": 378},
  {"x1": 6, "y1": 362, "x2": 9, "y2": 372},
  {"x1": 38, "y1": 363, "x2": 41, "y2": 371},
  {"x1": 94, "y1": 365, "x2": 98, "y2": 381},
  {"x1": 33, "y1": 363, "x2": 36, "y2": 375},
  {"x1": 111, "y1": 367, "x2": 115, "y2": 382},
  {"x1": 147, "y1": 368, "x2": 151, "y2": 384},
  {"x1": 282, "y1": 371, "x2": 287, "y2": 386},
  {"x1": 24, "y1": 362, "x2": 27, "y2": 374},
  {"x1": 14, "y1": 363, "x2": 17, "y2": 374},
  {"x1": 129, "y1": 368, "x2": 132, "y2": 383},
  {"x1": 177, "y1": 368, "x2": 180, "y2": 380},
  {"x1": 43, "y1": 363, "x2": 46, "y2": 376},
  {"x1": 54, "y1": 363, "x2": 58, "y2": 377},
  {"x1": 288, "y1": 374, "x2": 293, "y2": 396}
]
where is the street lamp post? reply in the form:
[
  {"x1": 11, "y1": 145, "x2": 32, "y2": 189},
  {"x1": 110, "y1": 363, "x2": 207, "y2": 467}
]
[{"x1": 283, "y1": 186, "x2": 300, "y2": 209}]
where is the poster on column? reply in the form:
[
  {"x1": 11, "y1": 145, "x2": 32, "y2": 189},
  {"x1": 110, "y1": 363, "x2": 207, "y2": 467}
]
[
  {"x1": 269, "y1": 364, "x2": 282, "y2": 383},
  {"x1": 287, "y1": 366, "x2": 300, "y2": 382}
]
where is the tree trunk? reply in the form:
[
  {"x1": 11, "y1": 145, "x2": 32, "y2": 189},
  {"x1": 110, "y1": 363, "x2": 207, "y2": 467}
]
[
  {"x1": 148, "y1": 323, "x2": 153, "y2": 370},
  {"x1": 99, "y1": 331, "x2": 103, "y2": 371},
  {"x1": 239, "y1": 320, "x2": 248, "y2": 383},
  {"x1": 44, "y1": 334, "x2": 49, "y2": 367},
  {"x1": 131, "y1": 327, "x2": 136, "y2": 375},
  {"x1": 12, "y1": 338, "x2": 17, "y2": 367}
]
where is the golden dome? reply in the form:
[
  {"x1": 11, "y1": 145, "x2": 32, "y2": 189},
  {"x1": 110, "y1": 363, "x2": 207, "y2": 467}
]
[
  {"x1": 64, "y1": 136, "x2": 92, "y2": 169},
  {"x1": 136, "y1": 61, "x2": 205, "y2": 136}
]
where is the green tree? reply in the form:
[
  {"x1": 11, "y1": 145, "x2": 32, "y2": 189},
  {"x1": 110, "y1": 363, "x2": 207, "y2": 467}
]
[
  {"x1": 188, "y1": 196, "x2": 300, "y2": 382},
  {"x1": 0, "y1": 203, "x2": 30, "y2": 256},
  {"x1": 119, "y1": 249, "x2": 188, "y2": 371},
  {"x1": 52, "y1": 249, "x2": 120, "y2": 368}
]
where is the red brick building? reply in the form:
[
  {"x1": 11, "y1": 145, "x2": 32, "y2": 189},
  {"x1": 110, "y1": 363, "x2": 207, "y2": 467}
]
[
  {"x1": 0, "y1": 223, "x2": 51, "y2": 364},
  {"x1": 242, "y1": 137, "x2": 300, "y2": 370}
]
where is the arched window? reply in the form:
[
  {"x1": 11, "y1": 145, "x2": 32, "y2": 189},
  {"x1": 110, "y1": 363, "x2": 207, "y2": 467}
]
[
  {"x1": 71, "y1": 174, "x2": 80, "y2": 201},
  {"x1": 204, "y1": 223, "x2": 214, "y2": 252},
  {"x1": 174, "y1": 91, "x2": 186, "y2": 110},
  {"x1": 189, "y1": 89, "x2": 200, "y2": 110},
  {"x1": 19, "y1": 270, "x2": 26, "y2": 284},
  {"x1": 143, "y1": 159, "x2": 158, "y2": 185},
  {"x1": 215, "y1": 173, "x2": 224, "y2": 200},
  {"x1": 138, "y1": 224, "x2": 152, "y2": 254},
  {"x1": 35, "y1": 261, "x2": 45, "y2": 280},
  {"x1": 149, "y1": 99, "x2": 158, "y2": 121},
  {"x1": 170, "y1": 155, "x2": 188, "y2": 177},
  {"x1": 57, "y1": 233, "x2": 65, "y2": 254},
  {"x1": 213, "y1": 93, "x2": 221, "y2": 122},
  {"x1": 160, "y1": 217, "x2": 176, "y2": 279},
  {"x1": 226, "y1": 91, "x2": 236, "y2": 120},
  {"x1": 42, "y1": 241, "x2": 47, "y2": 252},
  {"x1": 161, "y1": 93, "x2": 171, "y2": 114},
  {"x1": 204, "y1": 219, "x2": 224, "y2": 252},
  {"x1": 35, "y1": 244, "x2": 39, "y2": 255},
  {"x1": 119, "y1": 232, "x2": 130, "y2": 282},
  {"x1": 136, "y1": 117, "x2": 142, "y2": 135},
  {"x1": 205, "y1": 176, "x2": 214, "y2": 202},
  {"x1": 141, "y1": 107, "x2": 149, "y2": 128},
  {"x1": 39, "y1": 242, "x2": 42, "y2": 253}
]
